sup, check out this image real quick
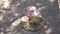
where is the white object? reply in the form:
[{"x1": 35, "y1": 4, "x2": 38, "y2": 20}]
[
  {"x1": 27, "y1": 6, "x2": 36, "y2": 11},
  {"x1": 34, "y1": 11, "x2": 39, "y2": 16}
]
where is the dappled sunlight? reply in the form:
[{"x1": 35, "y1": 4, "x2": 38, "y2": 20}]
[
  {"x1": 45, "y1": 28, "x2": 52, "y2": 34},
  {"x1": 36, "y1": 3, "x2": 42, "y2": 6},
  {"x1": 6, "y1": 18, "x2": 21, "y2": 32},
  {"x1": 16, "y1": 1, "x2": 21, "y2": 7},
  {"x1": 44, "y1": 25, "x2": 48, "y2": 29},
  {"x1": 15, "y1": 13, "x2": 19, "y2": 16},
  {"x1": 58, "y1": 0, "x2": 60, "y2": 10},
  {"x1": 0, "y1": 28, "x2": 4, "y2": 34},
  {"x1": 48, "y1": 0, "x2": 55, "y2": 3},
  {"x1": 11, "y1": 18, "x2": 21, "y2": 27},
  {"x1": 3, "y1": 0, "x2": 10, "y2": 8},
  {"x1": 44, "y1": 21, "x2": 54, "y2": 34},
  {"x1": 0, "y1": 31, "x2": 4, "y2": 34},
  {"x1": 11, "y1": 5, "x2": 17, "y2": 11},
  {"x1": 0, "y1": 0, "x2": 10, "y2": 9},
  {"x1": 45, "y1": 27, "x2": 53, "y2": 34},
  {"x1": 59, "y1": 4, "x2": 60, "y2": 9},
  {"x1": 5, "y1": 18, "x2": 22, "y2": 34},
  {"x1": 41, "y1": 6, "x2": 45, "y2": 9},
  {"x1": 0, "y1": 1, "x2": 3, "y2": 7},
  {"x1": 0, "y1": 0, "x2": 59, "y2": 34},
  {"x1": 13, "y1": 13, "x2": 19, "y2": 17},
  {"x1": 7, "y1": 17, "x2": 15, "y2": 22},
  {"x1": 0, "y1": 15, "x2": 3, "y2": 20},
  {"x1": 41, "y1": 6, "x2": 48, "y2": 9},
  {"x1": 0, "y1": 11, "x2": 6, "y2": 22}
]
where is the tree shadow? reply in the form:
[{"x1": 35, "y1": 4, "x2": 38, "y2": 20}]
[{"x1": 0, "y1": 0, "x2": 59, "y2": 34}]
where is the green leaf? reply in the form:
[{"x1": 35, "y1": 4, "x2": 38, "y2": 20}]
[{"x1": 30, "y1": 18, "x2": 37, "y2": 23}]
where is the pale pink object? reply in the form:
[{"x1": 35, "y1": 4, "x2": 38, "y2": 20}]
[{"x1": 27, "y1": 6, "x2": 36, "y2": 11}]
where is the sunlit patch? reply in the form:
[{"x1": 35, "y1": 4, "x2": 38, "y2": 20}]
[
  {"x1": 16, "y1": 3, "x2": 21, "y2": 7},
  {"x1": 0, "y1": 1, "x2": 3, "y2": 6},
  {"x1": 0, "y1": 16, "x2": 3, "y2": 20},
  {"x1": 3, "y1": 11, "x2": 6, "y2": 13},
  {"x1": 0, "y1": 31, "x2": 4, "y2": 34},
  {"x1": 36, "y1": 3, "x2": 42, "y2": 6},
  {"x1": 0, "y1": 28, "x2": 4, "y2": 34},
  {"x1": 44, "y1": 25, "x2": 48, "y2": 29},
  {"x1": 48, "y1": 0, "x2": 55, "y2": 3},
  {"x1": 6, "y1": 28, "x2": 10, "y2": 32},
  {"x1": 41, "y1": 6, "x2": 45, "y2": 9},
  {"x1": 59, "y1": 4, "x2": 60, "y2": 9},
  {"x1": 0, "y1": 0, "x2": 10, "y2": 8},
  {"x1": 46, "y1": 22, "x2": 49, "y2": 24},
  {"x1": 0, "y1": 1, "x2": 2, "y2": 4},
  {"x1": 1, "y1": 0, "x2": 8, "y2": 1},
  {"x1": 11, "y1": 18, "x2": 21, "y2": 27},
  {"x1": 36, "y1": 7, "x2": 41, "y2": 11},
  {"x1": 0, "y1": 28, "x2": 3, "y2": 30},
  {"x1": 15, "y1": 13, "x2": 19, "y2": 16},
  {"x1": 7, "y1": 18, "x2": 21, "y2": 32},
  {"x1": 15, "y1": 1, "x2": 21, "y2": 7},
  {"x1": 58, "y1": 0, "x2": 60, "y2": 10},
  {"x1": 45, "y1": 28, "x2": 52, "y2": 34},
  {"x1": 3, "y1": 0, "x2": 10, "y2": 8},
  {"x1": 11, "y1": 5, "x2": 17, "y2": 11}
]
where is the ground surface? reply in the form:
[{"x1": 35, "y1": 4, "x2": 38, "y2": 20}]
[{"x1": 0, "y1": 0, "x2": 60, "y2": 34}]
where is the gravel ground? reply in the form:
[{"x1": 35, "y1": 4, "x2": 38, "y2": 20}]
[{"x1": 0, "y1": 0, "x2": 60, "y2": 34}]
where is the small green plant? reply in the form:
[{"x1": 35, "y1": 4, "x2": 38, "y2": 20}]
[{"x1": 30, "y1": 18, "x2": 37, "y2": 23}]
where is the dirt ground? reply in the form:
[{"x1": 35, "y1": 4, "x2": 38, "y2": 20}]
[{"x1": 0, "y1": 0, "x2": 60, "y2": 34}]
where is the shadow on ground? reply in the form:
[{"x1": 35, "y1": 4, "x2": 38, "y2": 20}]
[{"x1": 0, "y1": 0, "x2": 60, "y2": 34}]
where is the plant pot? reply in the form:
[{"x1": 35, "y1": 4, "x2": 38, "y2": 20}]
[{"x1": 22, "y1": 17, "x2": 44, "y2": 32}]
